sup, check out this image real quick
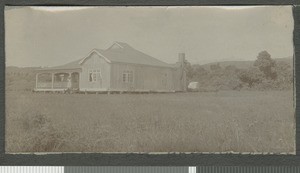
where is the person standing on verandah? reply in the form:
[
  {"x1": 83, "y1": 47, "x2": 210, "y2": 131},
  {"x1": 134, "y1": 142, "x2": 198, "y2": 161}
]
[{"x1": 66, "y1": 76, "x2": 72, "y2": 93}]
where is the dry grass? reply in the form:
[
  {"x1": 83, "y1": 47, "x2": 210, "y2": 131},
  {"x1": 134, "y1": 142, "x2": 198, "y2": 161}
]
[{"x1": 5, "y1": 90, "x2": 295, "y2": 153}]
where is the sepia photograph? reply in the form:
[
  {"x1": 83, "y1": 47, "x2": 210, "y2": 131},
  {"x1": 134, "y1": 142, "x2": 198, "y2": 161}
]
[{"x1": 5, "y1": 6, "x2": 295, "y2": 153}]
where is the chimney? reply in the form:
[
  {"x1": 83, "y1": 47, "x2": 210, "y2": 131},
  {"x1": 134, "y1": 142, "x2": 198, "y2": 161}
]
[
  {"x1": 177, "y1": 53, "x2": 187, "y2": 92},
  {"x1": 178, "y1": 53, "x2": 185, "y2": 64}
]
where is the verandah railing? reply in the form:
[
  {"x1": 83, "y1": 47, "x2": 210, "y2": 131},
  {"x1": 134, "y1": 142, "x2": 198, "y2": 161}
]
[{"x1": 36, "y1": 82, "x2": 78, "y2": 89}]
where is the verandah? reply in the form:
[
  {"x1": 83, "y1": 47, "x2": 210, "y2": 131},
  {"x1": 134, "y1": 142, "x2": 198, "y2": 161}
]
[{"x1": 35, "y1": 71, "x2": 80, "y2": 91}]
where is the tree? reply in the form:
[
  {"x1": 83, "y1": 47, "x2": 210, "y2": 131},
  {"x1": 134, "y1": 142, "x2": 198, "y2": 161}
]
[
  {"x1": 224, "y1": 65, "x2": 239, "y2": 75},
  {"x1": 253, "y1": 51, "x2": 277, "y2": 79},
  {"x1": 274, "y1": 61, "x2": 293, "y2": 88},
  {"x1": 185, "y1": 60, "x2": 194, "y2": 81},
  {"x1": 238, "y1": 67, "x2": 264, "y2": 87},
  {"x1": 210, "y1": 63, "x2": 222, "y2": 71},
  {"x1": 275, "y1": 61, "x2": 292, "y2": 77},
  {"x1": 193, "y1": 65, "x2": 207, "y2": 76}
]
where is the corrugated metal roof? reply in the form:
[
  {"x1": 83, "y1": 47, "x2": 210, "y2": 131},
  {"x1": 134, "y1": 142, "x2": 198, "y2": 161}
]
[
  {"x1": 39, "y1": 42, "x2": 173, "y2": 71},
  {"x1": 95, "y1": 42, "x2": 172, "y2": 67},
  {"x1": 38, "y1": 58, "x2": 82, "y2": 70}
]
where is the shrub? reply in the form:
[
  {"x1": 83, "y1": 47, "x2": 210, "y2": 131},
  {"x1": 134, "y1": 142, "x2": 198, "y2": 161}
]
[{"x1": 19, "y1": 111, "x2": 66, "y2": 152}]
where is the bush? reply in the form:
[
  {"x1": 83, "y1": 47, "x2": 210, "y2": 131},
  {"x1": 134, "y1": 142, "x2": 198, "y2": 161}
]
[
  {"x1": 186, "y1": 51, "x2": 293, "y2": 91},
  {"x1": 19, "y1": 111, "x2": 66, "y2": 152},
  {"x1": 238, "y1": 67, "x2": 264, "y2": 88}
]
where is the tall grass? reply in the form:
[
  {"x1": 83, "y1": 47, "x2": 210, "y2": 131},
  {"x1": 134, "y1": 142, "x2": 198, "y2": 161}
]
[{"x1": 5, "y1": 91, "x2": 295, "y2": 153}]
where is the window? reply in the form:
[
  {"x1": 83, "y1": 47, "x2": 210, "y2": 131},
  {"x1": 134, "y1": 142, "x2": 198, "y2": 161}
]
[
  {"x1": 89, "y1": 69, "x2": 101, "y2": 82},
  {"x1": 162, "y1": 73, "x2": 168, "y2": 87},
  {"x1": 122, "y1": 73, "x2": 127, "y2": 83},
  {"x1": 122, "y1": 70, "x2": 134, "y2": 83}
]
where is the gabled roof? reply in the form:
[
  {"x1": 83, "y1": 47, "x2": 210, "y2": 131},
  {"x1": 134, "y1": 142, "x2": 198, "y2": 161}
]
[
  {"x1": 93, "y1": 42, "x2": 172, "y2": 67},
  {"x1": 39, "y1": 42, "x2": 172, "y2": 71}
]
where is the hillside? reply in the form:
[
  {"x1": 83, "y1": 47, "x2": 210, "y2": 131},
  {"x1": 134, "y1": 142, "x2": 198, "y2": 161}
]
[
  {"x1": 6, "y1": 66, "x2": 40, "y2": 74},
  {"x1": 188, "y1": 56, "x2": 293, "y2": 91},
  {"x1": 6, "y1": 66, "x2": 40, "y2": 91},
  {"x1": 200, "y1": 56, "x2": 293, "y2": 70}
]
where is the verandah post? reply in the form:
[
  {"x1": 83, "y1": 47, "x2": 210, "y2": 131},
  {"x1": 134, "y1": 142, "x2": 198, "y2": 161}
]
[{"x1": 68, "y1": 72, "x2": 72, "y2": 89}]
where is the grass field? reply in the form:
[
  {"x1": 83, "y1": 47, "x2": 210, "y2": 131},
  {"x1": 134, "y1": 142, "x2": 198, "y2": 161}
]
[{"x1": 5, "y1": 90, "x2": 295, "y2": 153}]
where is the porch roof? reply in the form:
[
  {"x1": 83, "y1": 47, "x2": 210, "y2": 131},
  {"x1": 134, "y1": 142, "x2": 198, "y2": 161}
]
[{"x1": 36, "y1": 58, "x2": 82, "y2": 72}]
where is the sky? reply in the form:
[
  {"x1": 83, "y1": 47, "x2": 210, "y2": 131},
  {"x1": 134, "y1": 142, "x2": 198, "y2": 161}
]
[{"x1": 5, "y1": 6, "x2": 294, "y2": 67}]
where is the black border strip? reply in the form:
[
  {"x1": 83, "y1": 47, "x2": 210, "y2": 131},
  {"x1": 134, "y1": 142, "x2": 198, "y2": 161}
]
[
  {"x1": 2, "y1": 0, "x2": 300, "y2": 6},
  {"x1": 294, "y1": 4, "x2": 300, "y2": 156},
  {"x1": 0, "y1": 0, "x2": 299, "y2": 166}
]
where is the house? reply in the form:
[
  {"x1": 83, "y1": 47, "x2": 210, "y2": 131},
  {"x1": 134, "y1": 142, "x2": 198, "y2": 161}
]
[{"x1": 34, "y1": 42, "x2": 187, "y2": 93}]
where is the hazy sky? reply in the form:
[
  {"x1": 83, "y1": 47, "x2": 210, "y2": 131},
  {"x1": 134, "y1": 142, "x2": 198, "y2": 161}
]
[{"x1": 5, "y1": 6, "x2": 294, "y2": 67}]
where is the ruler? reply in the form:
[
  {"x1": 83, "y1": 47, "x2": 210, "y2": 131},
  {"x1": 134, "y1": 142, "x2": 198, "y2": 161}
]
[
  {"x1": 1, "y1": 167, "x2": 300, "y2": 173},
  {"x1": 0, "y1": 167, "x2": 194, "y2": 173}
]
